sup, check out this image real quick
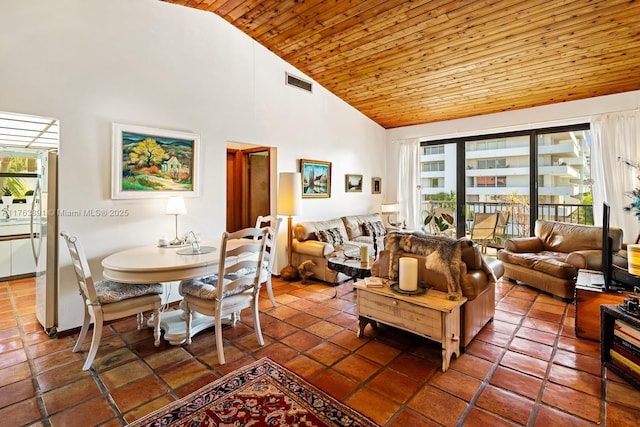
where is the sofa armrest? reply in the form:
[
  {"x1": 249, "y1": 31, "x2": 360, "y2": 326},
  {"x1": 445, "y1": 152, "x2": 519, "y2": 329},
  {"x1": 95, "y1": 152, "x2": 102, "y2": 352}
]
[
  {"x1": 566, "y1": 250, "x2": 601, "y2": 270},
  {"x1": 292, "y1": 239, "x2": 335, "y2": 257},
  {"x1": 504, "y1": 237, "x2": 544, "y2": 253}
]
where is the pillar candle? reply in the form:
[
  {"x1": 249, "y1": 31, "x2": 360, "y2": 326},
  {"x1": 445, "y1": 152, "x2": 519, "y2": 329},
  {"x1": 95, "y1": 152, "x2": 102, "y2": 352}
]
[
  {"x1": 360, "y1": 245, "x2": 369, "y2": 262},
  {"x1": 399, "y1": 257, "x2": 418, "y2": 291}
]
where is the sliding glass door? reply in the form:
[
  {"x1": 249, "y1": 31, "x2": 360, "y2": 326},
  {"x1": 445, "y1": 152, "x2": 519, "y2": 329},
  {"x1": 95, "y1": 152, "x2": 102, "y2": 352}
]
[
  {"x1": 536, "y1": 128, "x2": 593, "y2": 224},
  {"x1": 420, "y1": 124, "x2": 592, "y2": 245}
]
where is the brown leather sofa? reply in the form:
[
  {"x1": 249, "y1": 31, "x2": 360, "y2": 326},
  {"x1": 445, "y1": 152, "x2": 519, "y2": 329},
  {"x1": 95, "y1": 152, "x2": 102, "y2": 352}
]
[
  {"x1": 498, "y1": 220, "x2": 624, "y2": 300},
  {"x1": 373, "y1": 236, "x2": 503, "y2": 349}
]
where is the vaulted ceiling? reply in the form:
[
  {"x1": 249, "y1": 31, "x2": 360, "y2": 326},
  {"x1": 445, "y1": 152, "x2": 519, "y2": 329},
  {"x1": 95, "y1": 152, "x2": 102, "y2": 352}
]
[{"x1": 164, "y1": 0, "x2": 640, "y2": 129}]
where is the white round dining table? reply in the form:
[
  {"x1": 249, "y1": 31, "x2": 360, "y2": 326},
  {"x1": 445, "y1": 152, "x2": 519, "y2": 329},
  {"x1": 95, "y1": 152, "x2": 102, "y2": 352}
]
[
  {"x1": 101, "y1": 240, "x2": 221, "y2": 284},
  {"x1": 101, "y1": 239, "x2": 230, "y2": 345}
]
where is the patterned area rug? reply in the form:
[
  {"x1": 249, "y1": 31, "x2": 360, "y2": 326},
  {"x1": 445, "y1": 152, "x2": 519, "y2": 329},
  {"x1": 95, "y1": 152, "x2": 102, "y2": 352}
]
[{"x1": 127, "y1": 357, "x2": 377, "y2": 427}]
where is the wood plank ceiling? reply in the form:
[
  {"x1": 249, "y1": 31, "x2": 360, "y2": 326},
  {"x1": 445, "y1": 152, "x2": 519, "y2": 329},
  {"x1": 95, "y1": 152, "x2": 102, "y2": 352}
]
[{"x1": 164, "y1": 0, "x2": 640, "y2": 129}]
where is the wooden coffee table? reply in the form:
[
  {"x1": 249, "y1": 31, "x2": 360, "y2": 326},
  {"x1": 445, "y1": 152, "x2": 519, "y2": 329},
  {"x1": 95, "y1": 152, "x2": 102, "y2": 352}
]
[{"x1": 354, "y1": 280, "x2": 467, "y2": 372}]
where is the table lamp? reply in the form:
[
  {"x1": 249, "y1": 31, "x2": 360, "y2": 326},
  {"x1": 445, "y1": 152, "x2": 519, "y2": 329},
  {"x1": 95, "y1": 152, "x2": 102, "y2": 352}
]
[
  {"x1": 166, "y1": 196, "x2": 187, "y2": 246},
  {"x1": 381, "y1": 203, "x2": 403, "y2": 228},
  {"x1": 278, "y1": 172, "x2": 302, "y2": 281}
]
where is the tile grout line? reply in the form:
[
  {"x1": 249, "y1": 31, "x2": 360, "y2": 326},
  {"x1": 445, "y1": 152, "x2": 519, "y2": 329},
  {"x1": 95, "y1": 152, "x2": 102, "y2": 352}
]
[
  {"x1": 457, "y1": 282, "x2": 536, "y2": 426},
  {"x1": 7, "y1": 281, "x2": 53, "y2": 427}
]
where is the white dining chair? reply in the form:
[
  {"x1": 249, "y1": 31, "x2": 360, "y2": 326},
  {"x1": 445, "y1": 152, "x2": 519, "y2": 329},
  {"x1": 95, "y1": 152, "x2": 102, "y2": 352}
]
[
  {"x1": 180, "y1": 227, "x2": 268, "y2": 364},
  {"x1": 60, "y1": 231, "x2": 162, "y2": 370},
  {"x1": 255, "y1": 215, "x2": 282, "y2": 306}
]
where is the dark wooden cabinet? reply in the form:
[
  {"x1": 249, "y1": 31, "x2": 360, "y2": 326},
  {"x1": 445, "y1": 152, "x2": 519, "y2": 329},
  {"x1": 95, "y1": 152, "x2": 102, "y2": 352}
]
[
  {"x1": 600, "y1": 304, "x2": 640, "y2": 390},
  {"x1": 575, "y1": 285, "x2": 628, "y2": 341}
]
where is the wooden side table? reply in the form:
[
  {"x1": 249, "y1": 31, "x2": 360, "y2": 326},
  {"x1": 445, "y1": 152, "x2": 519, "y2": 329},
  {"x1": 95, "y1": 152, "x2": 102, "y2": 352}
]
[
  {"x1": 575, "y1": 282, "x2": 628, "y2": 341},
  {"x1": 354, "y1": 280, "x2": 466, "y2": 372}
]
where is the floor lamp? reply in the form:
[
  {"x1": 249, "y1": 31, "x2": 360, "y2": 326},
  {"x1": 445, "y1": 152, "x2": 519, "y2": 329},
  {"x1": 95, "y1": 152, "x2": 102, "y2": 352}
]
[
  {"x1": 278, "y1": 172, "x2": 302, "y2": 281},
  {"x1": 166, "y1": 196, "x2": 187, "y2": 246}
]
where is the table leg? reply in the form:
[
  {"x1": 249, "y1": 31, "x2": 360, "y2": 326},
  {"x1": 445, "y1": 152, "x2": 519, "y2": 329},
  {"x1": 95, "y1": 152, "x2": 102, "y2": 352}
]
[
  {"x1": 357, "y1": 316, "x2": 378, "y2": 337},
  {"x1": 148, "y1": 309, "x2": 233, "y2": 345},
  {"x1": 440, "y1": 306, "x2": 462, "y2": 372}
]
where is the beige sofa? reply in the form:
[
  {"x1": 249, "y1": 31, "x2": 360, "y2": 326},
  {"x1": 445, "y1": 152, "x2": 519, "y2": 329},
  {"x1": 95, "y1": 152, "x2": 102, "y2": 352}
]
[
  {"x1": 292, "y1": 213, "x2": 387, "y2": 283},
  {"x1": 498, "y1": 220, "x2": 624, "y2": 300}
]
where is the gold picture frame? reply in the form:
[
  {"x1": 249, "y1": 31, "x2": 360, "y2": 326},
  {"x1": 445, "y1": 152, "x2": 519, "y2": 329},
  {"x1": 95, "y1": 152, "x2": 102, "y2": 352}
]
[{"x1": 300, "y1": 159, "x2": 331, "y2": 198}]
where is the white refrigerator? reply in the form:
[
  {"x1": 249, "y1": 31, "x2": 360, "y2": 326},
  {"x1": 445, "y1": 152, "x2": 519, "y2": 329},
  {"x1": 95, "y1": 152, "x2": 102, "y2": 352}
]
[{"x1": 34, "y1": 150, "x2": 58, "y2": 336}]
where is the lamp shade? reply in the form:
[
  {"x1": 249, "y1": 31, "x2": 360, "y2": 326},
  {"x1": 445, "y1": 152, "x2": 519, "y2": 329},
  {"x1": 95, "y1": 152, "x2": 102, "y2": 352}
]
[
  {"x1": 165, "y1": 196, "x2": 187, "y2": 215},
  {"x1": 628, "y1": 244, "x2": 640, "y2": 276},
  {"x1": 277, "y1": 172, "x2": 302, "y2": 216},
  {"x1": 381, "y1": 203, "x2": 400, "y2": 213}
]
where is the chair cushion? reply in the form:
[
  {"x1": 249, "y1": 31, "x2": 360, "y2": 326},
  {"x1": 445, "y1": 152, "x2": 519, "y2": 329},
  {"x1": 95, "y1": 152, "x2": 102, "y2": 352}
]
[
  {"x1": 94, "y1": 281, "x2": 162, "y2": 304},
  {"x1": 179, "y1": 268, "x2": 258, "y2": 300},
  {"x1": 316, "y1": 227, "x2": 345, "y2": 247}
]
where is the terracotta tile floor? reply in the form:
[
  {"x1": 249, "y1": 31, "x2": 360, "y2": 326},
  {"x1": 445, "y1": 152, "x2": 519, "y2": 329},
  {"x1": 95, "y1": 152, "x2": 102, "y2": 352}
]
[{"x1": 1, "y1": 275, "x2": 640, "y2": 426}]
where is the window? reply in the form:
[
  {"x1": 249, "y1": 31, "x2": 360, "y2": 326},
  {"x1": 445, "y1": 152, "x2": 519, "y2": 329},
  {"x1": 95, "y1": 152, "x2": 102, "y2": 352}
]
[
  {"x1": 423, "y1": 145, "x2": 444, "y2": 155},
  {"x1": 420, "y1": 123, "x2": 592, "y2": 239},
  {"x1": 422, "y1": 161, "x2": 444, "y2": 172}
]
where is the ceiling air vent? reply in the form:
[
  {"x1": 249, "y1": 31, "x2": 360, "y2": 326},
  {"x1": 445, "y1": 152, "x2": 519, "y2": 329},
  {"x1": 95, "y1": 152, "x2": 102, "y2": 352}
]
[{"x1": 286, "y1": 72, "x2": 312, "y2": 93}]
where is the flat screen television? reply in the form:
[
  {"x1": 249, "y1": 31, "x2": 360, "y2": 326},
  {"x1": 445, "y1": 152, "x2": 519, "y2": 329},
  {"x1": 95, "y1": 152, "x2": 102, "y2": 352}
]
[{"x1": 601, "y1": 203, "x2": 613, "y2": 291}]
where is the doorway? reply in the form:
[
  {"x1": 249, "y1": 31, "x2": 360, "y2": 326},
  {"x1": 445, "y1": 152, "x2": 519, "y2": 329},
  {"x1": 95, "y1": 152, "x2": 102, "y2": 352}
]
[{"x1": 226, "y1": 144, "x2": 272, "y2": 232}]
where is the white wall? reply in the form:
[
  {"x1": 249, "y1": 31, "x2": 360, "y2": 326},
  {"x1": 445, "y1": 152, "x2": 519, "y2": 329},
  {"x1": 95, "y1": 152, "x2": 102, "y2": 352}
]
[{"x1": 0, "y1": 0, "x2": 386, "y2": 332}]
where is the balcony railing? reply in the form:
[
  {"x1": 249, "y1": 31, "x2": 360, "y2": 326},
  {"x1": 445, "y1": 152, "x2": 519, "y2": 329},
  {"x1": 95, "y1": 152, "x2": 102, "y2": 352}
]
[{"x1": 422, "y1": 201, "x2": 594, "y2": 239}]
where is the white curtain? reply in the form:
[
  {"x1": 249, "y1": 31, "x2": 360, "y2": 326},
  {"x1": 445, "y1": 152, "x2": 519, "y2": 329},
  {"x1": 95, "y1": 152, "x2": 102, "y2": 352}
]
[
  {"x1": 396, "y1": 138, "x2": 421, "y2": 230},
  {"x1": 591, "y1": 110, "x2": 640, "y2": 242}
]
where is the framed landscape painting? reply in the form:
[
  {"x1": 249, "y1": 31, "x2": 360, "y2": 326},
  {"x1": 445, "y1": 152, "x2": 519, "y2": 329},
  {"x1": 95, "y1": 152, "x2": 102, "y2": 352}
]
[
  {"x1": 111, "y1": 123, "x2": 200, "y2": 199},
  {"x1": 300, "y1": 159, "x2": 331, "y2": 198},
  {"x1": 345, "y1": 174, "x2": 363, "y2": 192}
]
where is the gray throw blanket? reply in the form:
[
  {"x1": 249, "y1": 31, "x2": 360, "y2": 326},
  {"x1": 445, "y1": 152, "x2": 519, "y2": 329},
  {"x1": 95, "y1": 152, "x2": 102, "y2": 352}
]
[{"x1": 384, "y1": 231, "x2": 463, "y2": 300}]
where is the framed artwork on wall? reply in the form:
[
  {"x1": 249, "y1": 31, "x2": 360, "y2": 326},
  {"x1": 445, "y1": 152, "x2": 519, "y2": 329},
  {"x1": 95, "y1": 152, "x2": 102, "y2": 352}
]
[
  {"x1": 345, "y1": 174, "x2": 363, "y2": 192},
  {"x1": 112, "y1": 123, "x2": 200, "y2": 199},
  {"x1": 300, "y1": 159, "x2": 331, "y2": 198},
  {"x1": 372, "y1": 177, "x2": 381, "y2": 194}
]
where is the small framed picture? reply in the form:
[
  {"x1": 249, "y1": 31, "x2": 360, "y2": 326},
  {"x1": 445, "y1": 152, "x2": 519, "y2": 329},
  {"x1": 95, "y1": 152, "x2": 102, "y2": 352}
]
[
  {"x1": 345, "y1": 174, "x2": 363, "y2": 192},
  {"x1": 372, "y1": 177, "x2": 381, "y2": 194},
  {"x1": 301, "y1": 159, "x2": 331, "y2": 198}
]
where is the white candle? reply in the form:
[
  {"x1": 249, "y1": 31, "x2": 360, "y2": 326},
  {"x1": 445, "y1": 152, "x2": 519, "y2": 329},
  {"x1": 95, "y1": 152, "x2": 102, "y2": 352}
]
[
  {"x1": 360, "y1": 245, "x2": 369, "y2": 262},
  {"x1": 399, "y1": 257, "x2": 418, "y2": 291}
]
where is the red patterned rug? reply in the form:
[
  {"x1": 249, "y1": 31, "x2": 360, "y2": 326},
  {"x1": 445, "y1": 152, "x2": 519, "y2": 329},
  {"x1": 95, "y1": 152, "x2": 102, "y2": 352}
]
[{"x1": 127, "y1": 357, "x2": 377, "y2": 427}]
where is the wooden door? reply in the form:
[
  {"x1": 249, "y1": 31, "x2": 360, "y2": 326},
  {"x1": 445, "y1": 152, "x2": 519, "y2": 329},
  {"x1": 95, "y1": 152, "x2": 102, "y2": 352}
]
[{"x1": 226, "y1": 147, "x2": 270, "y2": 232}]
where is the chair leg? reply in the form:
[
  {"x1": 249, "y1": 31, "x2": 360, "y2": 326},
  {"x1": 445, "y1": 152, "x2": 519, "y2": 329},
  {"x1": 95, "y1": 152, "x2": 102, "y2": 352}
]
[
  {"x1": 83, "y1": 313, "x2": 104, "y2": 371},
  {"x1": 253, "y1": 300, "x2": 264, "y2": 346},
  {"x1": 265, "y1": 275, "x2": 277, "y2": 307},
  {"x1": 215, "y1": 313, "x2": 225, "y2": 365},
  {"x1": 73, "y1": 307, "x2": 91, "y2": 353},
  {"x1": 136, "y1": 312, "x2": 144, "y2": 330},
  {"x1": 153, "y1": 307, "x2": 161, "y2": 347}
]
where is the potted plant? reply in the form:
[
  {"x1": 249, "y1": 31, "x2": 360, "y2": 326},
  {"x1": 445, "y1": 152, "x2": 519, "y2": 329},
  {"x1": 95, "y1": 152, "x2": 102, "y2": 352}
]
[
  {"x1": 1, "y1": 187, "x2": 13, "y2": 206},
  {"x1": 423, "y1": 210, "x2": 454, "y2": 236}
]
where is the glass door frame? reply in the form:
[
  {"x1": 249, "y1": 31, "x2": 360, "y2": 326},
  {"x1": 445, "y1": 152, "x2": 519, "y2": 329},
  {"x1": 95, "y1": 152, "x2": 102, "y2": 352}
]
[{"x1": 422, "y1": 123, "x2": 591, "y2": 237}]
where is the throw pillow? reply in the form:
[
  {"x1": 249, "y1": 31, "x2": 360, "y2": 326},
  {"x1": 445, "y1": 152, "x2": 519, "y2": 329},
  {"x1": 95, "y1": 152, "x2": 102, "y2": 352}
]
[
  {"x1": 316, "y1": 227, "x2": 344, "y2": 247},
  {"x1": 362, "y1": 220, "x2": 387, "y2": 237}
]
